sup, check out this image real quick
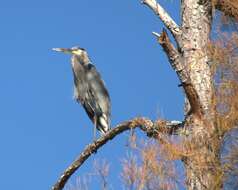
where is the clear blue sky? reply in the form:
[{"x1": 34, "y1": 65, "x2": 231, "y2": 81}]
[{"x1": 0, "y1": 1, "x2": 183, "y2": 189}]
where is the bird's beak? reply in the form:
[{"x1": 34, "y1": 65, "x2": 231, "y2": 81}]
[{"x1": 52, "y1": 48, "x2": 73, "y2": 54}]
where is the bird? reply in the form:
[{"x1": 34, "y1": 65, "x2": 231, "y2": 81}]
[{"x1": 52, "y1": 46, "x2": 111, "y2": 138}]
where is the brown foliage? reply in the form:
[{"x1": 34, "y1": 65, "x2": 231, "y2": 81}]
[
  {"x1": 93, "y1": 160, "x2": 110, "y2": 190},
  {"x1": 121, "y1": 135, "x2": 183, "y2": 190},
  {"x1": 207, "y1": 17, "x2": 238, "y2": 188},
  {"x1": 208, "y1": 30, "x2": 238, "y2": 136},
  {"x1": 65, "y1": 159, "x2": 110, "y2": 190},
  {"x1": 214, "y1": 0, "x2": 238, "y2": 19}
]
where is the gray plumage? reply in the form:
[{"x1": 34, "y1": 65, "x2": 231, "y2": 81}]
[{"x1": 53, "y1": 46, "x2": 111, "y2": 135}]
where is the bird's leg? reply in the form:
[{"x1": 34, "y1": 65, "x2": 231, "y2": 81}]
[
  {"x1": 93, "y1": 117, "x2": 97, "y2": 143},
  {"x1": 93, "y1": 125, "x2": 96, "y2": 142},
  {"x1": 91, "y1": 117, "x2": 98, "y2": 154}
]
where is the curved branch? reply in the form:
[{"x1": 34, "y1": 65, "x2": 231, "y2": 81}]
[
  {"x1": 152, "y1": 30, "x2": 187, "y2": 83},
  {"x1": 51, "y1": 117, "x2": 184, "y2": 190}
]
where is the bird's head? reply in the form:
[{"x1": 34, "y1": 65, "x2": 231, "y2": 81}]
[
  {"x1": 53, "y1": 46, "x2": 91, "y2": 66},
  {"x1": 52, "y1": 46, "x2": 87, "y2": 57}
]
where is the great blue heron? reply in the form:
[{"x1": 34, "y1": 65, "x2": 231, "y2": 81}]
[{"x1": 52, "y1": 46, "x2": 111, "y2": 137}]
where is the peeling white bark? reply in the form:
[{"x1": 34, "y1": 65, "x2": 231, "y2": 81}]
[
  {"x1": 142, "y1": 0, "x2": 182, "y2": 45},
  {"x1": 181, "y1": 0, "x2": 213, "y2": 115},
  {"x1": 180, "y1": 1, "x2": 221, "y2": 190}
]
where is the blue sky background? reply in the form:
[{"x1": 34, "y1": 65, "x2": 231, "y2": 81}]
[{"x1": 0, "y1": 1, "x2": 184, "y2": 189}]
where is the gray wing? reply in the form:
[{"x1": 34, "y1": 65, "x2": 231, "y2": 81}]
[{"x1": 85, "y1": 64, "x2": 111, "y2": 124}]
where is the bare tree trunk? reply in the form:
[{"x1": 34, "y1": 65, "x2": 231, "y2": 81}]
[
  {"x1": 181, "y1": 1, "x2": 222, "y2": 189},
  {"x1": 143, "y1": 0, "x2": 226, "y2": 189},
  {"x1": 181, "y1": 0, "x2": 213, "y2": 113}
]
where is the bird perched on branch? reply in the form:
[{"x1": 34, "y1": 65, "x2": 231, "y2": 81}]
[{"x1": 52, "y1": 46, "x2": 111, "y2": 138}]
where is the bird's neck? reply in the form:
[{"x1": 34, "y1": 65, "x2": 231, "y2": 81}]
[{"x1": 72, "y1": 54, "x2": 91, "y2": 66}]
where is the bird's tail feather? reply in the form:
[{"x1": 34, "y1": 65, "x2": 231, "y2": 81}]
[{"x1": 97, "y1": 115, "x2": 110, "y2": 135}]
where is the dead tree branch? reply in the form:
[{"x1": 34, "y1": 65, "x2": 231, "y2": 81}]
[
  {"x1": 153, "y1": 29, "x2": 203, "y2": 116},
  {"x1": 52, "y1": 117, "x2": 184, "y2": 190},
  {"x1": 152, "y1": 30, "x2": 187, "y2": 83},
  {"x1": 141, "y1": 0, "x2": 182, "y2": 45}
]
